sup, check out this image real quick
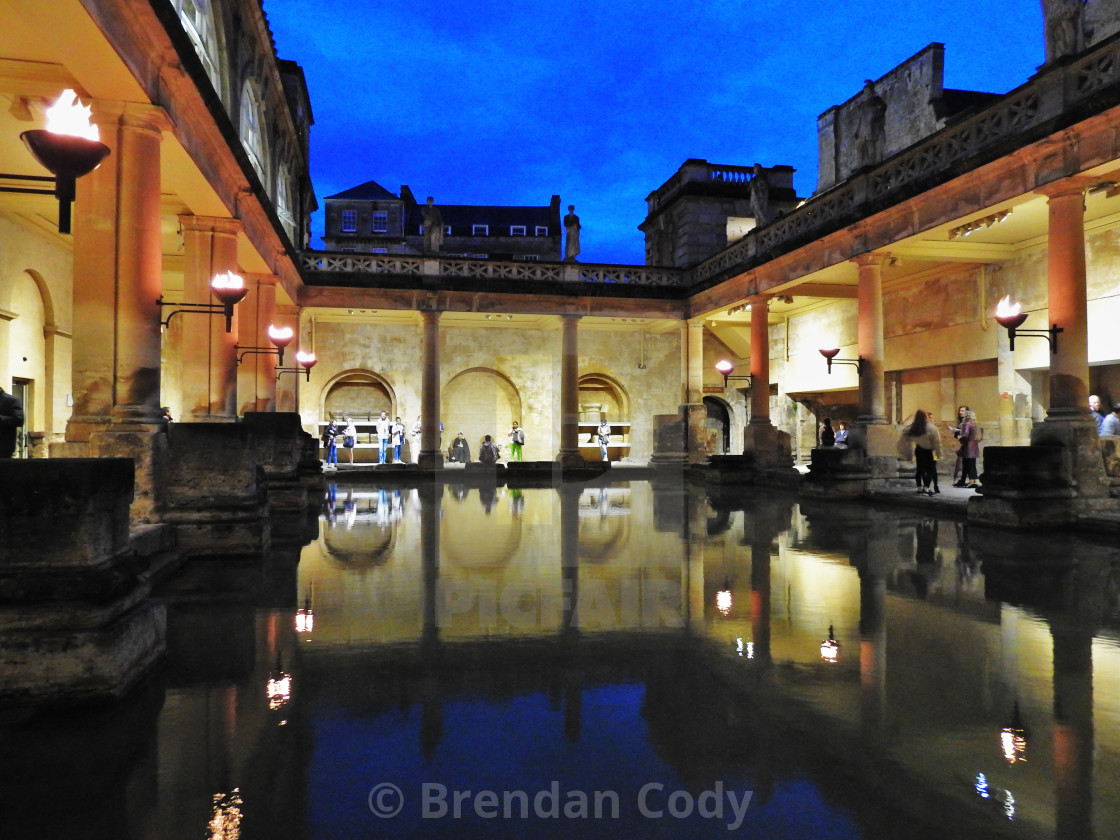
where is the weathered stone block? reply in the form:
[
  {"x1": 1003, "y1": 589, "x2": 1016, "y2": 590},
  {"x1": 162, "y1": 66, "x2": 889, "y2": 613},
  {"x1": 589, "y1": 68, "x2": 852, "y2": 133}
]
[{"x1": 0, "y1": 459, "x2": 133, "y2": 568}]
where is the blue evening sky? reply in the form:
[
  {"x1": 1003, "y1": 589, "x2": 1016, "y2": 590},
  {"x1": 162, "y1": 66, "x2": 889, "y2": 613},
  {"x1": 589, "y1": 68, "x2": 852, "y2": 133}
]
[{"x1": 266, "y1": 0, "x2": 1045, "y2": 265}]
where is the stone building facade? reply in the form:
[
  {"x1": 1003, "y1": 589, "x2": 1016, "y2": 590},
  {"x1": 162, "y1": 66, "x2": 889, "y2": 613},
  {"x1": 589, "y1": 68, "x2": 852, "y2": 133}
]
[{"x1": 323, "y1": 181, "x2": 563, "y2": 261}]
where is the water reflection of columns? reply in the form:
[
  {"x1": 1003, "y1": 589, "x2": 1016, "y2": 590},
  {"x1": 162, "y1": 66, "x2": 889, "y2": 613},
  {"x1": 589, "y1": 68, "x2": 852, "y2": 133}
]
[
  {"x1": 851, "y1": 511, "x2": 893, "y2": 737},
  {"x1": 1050, "y1": 619, "x2": 1094, "y2": 840},
  {"x1": 559, "y1": 485, "x2": 580, "y2": 635},
  {"x1": 748, "y1": 519, "x2": 772, "y2": 666},
  {"x1": 418, "y1": 483, "x2": 444, "y2": 758}
]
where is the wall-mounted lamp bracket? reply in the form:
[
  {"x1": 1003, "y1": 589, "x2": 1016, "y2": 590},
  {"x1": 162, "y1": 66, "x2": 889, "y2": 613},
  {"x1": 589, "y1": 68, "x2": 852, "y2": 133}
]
[
  {"x1": 994, "y1": 312, "x2": 1061, "y2": 354},
  {"x1": 819, "y1": 348, "x2": 865, "y2": 375}
]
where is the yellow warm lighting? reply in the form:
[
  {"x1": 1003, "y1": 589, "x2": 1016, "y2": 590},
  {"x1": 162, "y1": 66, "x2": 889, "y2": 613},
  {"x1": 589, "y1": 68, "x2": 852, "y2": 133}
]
[
  {"x1": 211, "y1": 271, "x2": 245, "y2": 292},
  {"x1": 267, "y1": 671, "x2": 292, "y2": 710},
  {"x1": 209, "y1": 789, "x2": 243, "y2": 840},
  {"x1": 1000, "y1": 728, "x2": 1027, "y2": 764},
  {"x1": 44, "y1": 89, "x2": 99, "y2": 141},
  {"x1": 295, "y1": 608, "x2": 314, "y2": 633},
  {"x1": 267, "y1": 324, "x2": 294, "y2": 345}
]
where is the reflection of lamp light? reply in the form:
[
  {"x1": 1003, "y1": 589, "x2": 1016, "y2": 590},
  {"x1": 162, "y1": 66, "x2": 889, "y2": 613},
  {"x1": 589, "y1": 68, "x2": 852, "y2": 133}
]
[
  {"x1": 820, "y1": 624, "x2": 839, "y2": 662},
  {"x1": 1000, "y1": 700, "x2": 1028, "y2": 764},
  {"x1": 994, "y1": 296, "x2": 1061, "y2": 353},
  {"x1": 266, "y1": 654, "x2": 292, "y2": 710},
  {"x1": 295, "y1": 592, "x2": 314, "y2": 633},
  {"x1": 236, "y1": 323, "x2": 294, "y2": 367},
  {"x1": 714, "y1": 359, "x2": 753, "y2": 390},
  {"x1": 157, "y1": 272, "x2": 248, "y2": 333},
  {"x1": 208, "y1": 788, "x2": 243, "y2": 840},
  {"x1": 819, "y1": 348, "x2": 864, "y2": 375},
  {"x1": 276, "y1": 350, "x2": 317, "y2": 382},
  {"x1": 716, "y1": 586, "x2": 733, "y2": 616},
  {"x1": 18, "y1": 89, "x2": 111, "y2": 234}
]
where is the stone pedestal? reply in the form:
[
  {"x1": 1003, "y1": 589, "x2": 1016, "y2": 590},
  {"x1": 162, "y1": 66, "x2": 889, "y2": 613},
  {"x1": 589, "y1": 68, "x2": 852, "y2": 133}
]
[
  {"x1": 969, "y1": 420, "x2": 1116, "y2": 529},
  {"x1": 161, "y1": 423, "x2": 270, "y2": 555},
  {"x1": 243, "y1": 412, "x2": 314, "y2": 516},
  {"x1": 649, "y1": 411, "x2": 687, "y2": 472},
  {"x1": 0, "y1": 459, "x2": 166, "y2": 704},
  {"x1": 686, "y1": 402, "x2": 715, "y2": 463},
  {"x1": 803, "y1": 446, "x2": 873, "y2": 499},
  {"x1": 743, "y1": 421, "x2": 794, "y2": 470}
]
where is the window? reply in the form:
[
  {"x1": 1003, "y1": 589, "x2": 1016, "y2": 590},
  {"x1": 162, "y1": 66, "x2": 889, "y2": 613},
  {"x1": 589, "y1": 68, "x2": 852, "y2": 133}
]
[
  {"x1": 174, "y1": 0, "x2": 222, "y2": 98},
  {"x1": 341, "y1": 210, "x2": 357, "y2": 232},
  {"x1": 372, "y1": 247, "x2": 388, "y2": 254},
  {"x1": 276, "y1": 163, "x2": 295, "y2": 241},
  {"x1": 444, "y1": 225, "x2": 452, "y2": 235},
  {"x1": 340, "y1": 246, "x2": 356, "y2": 253},
  {"x1": 516, "y1": 255, "x2": 540, "y2": 261},
  {"x1": 472, "y1": 225, "x2": 489, "y2": 236},
  {"x1": 510, "y1": 225, "x2": 527, "y2": 236},
  {"x1": 535, "y1": 226, "x2": 549, "y2": 236},
  {"x1": 239, "y1": 80, "x2": 267, "y2": 186},
  {"x1": 372, "y1": 211, "x2": 388, "y2": 233}
]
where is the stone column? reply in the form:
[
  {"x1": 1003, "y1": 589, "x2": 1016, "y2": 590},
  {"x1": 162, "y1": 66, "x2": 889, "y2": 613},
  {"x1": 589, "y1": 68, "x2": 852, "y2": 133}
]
[
  {"x1": 743, "y1": 297, "x2": 793, "y2": 469},
  {"x1": 68, "y1": 102, "x2": 170, "y2": 442},
  {"x1": 854, "y1": 253, "x2": 888, "y2": 424},
  {"x1": 418, "y1": 309, "x2": 444, "y2": 469},
  {"x1": 556, "y1": 314, "x2": 583, "y2": 466},
  {"x1": 1030, "y1": 179, "x2": 1108, "y2": 498},
  {"x1": 850, "y1": 253, "x2": 898, "y2": 476},
  {"x1": 237, "y1": 273, "x2": 280, "y2": 414},
  {"x1": 749, "y1": 297, "x2": 770, "y2": 425},
  {"x1": 178, "y1": 215, "x2": 243, "y2": 421},
  {"x1": 274, "y1": 305, "x2": 300, "y2": 413},
  {"x1": 685, "y1": 318, "x2": 710, "y2": 463}
]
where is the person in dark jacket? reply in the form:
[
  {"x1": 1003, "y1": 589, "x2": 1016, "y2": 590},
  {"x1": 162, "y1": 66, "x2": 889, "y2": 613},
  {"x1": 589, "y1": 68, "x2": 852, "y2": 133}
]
[{"x1": 0, "y1": 386, "x2": 25, "y2": 458}]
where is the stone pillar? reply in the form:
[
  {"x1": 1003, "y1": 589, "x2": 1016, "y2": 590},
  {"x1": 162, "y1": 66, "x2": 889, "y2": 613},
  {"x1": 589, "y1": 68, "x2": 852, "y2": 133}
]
[
  {"x1": 742, "y1": 296, "x2": 793, "y2": 471},
  {"x1": 1030, "y1": 179, "x2": 1108, "y2": 498},
  {"x1": 685, "y1": 318, "x2": 710, "y2": 463},
  {"x1": 418, "y1": 310, "x2": 444, "y2": 469},
  {"x1": 237, "y1": 274, "x2": 280, "y2": 414},
  {"x1": 556, "y1": 314, "x2": 583, "y2": 466},
  {"x1": 68, "y1": 102, "x2": 170, "y2": 441},
  {"x1": 274, "y1": 305, "x2": 300, "y2": 413},
  {"x1": 854, "y1": 253, "x2": 888, "y2": 424},
  {"x1": 849, "y1": 253, "x2": 898, "y2": 477},
  {"x1": 749, "y1": 297, "x2": 770, "y2": 425},
  {"x1": 178, "y1": 215, "x2": 243, "y2": 421}
]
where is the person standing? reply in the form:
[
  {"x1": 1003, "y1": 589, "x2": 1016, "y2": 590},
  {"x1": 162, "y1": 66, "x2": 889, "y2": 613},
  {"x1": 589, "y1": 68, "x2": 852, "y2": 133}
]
[
  {"x1": 597, "y1": 418, "x2": 611, "y2": 462},
  {"x1": 342, "y1": 417, "x2": 358, "y2": 465},
  {"x1": 906, "y1": 409, "x2": 942, "y2": 496},
  {"x1": 322, "y1": 419, "x2": 339, "y2": 470},
  {"x1": 374, "y1": 410, "x2": 392, "y2": 464},
  {"x1": 954, "y1": 409, "x2": 981, "y2": 489},
  {"x1": 950, "y1": 405, "x2": 968, "y2": 483},
  {"x1": 0, "y1": 385, "x2": 24, "y2": 458},
  {"x1": 1102, "y1": 403, "x2": 1120, "y2": 437},
  {"x1": 1090, "y1": 395, "x2": 1108, "y2": 434},
  {"x1": 834, "y1": 421, "x2": 849, "y2": 447},
  {"x1": 819, "y1": 418, "x2": 836, "y2": 447},
  {"x1": 508, "y1": 421, "x2": 525, "y2": 462},
  {"x1": 391, "y1": 416, "x2": 406, "y2": 463}
]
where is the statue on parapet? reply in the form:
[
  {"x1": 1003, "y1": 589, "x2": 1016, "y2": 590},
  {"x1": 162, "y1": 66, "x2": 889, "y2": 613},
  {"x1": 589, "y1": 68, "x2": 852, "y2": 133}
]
[
  {"x1": 422, "y1": 196, "x2": 443, "y2": 255},
  {"x1": 564, "y1": 204, "x2": 581, "y2": 262},
  {"x1": 855, "y1": 80, "x2": 887, "y2": 171},
  {"x1": 1043, "y1": 0, "x2": 1084, "y2": 63},
  {"x1": 749, "y1": 163, "x2": 771, "y2": 226}
]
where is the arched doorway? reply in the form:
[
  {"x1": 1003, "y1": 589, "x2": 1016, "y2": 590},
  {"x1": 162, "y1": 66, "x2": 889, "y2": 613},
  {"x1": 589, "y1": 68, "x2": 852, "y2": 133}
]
[
  {"x1": 443, "y1": 368, "x2": 522, "y2": 458},
  {"x1": 704, "y1": 397, "x2": 731, "y2": 455},
  {"x1": 578, "y1": 373, "x2": 630, "y2": 462}
]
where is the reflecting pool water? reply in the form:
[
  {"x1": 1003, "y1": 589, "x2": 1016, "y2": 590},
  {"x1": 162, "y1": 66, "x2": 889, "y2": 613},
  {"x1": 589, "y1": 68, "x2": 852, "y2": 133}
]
[{"x1": 3, "y1": 479, "x2": 1120, "y2": 839}]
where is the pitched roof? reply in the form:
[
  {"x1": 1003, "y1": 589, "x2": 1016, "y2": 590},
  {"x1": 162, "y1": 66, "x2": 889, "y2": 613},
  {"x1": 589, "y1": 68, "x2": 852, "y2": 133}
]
[{"x1": 326, "y1": 180, "x2": 399, "y2": 201}]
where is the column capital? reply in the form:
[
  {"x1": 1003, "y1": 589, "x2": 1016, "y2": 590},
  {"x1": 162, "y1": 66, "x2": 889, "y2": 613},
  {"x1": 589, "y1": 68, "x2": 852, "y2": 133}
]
[
  {"x1": 89, "y1": 100, "x2": 172, "y2": 135},
  {"x1": 851, "y1": 251, "x2": 892, "y2": 269},
  {"x1": 178, "y1": 214, "x2": 243, "y2": 236},
  {"x1": 747, "y1": 294, "x2": 770, "y2": 310},
  {"x1": 1034, "y1": 175, "x2": 1096, "y2": 201}
]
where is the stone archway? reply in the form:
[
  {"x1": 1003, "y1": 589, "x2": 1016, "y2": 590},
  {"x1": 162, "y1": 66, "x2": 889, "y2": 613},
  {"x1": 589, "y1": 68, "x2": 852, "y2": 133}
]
[
  {"x1": 704, "y1": 396, "x2": 731, "y2": 455},
  {"x1": 443, "y1": 368, "x2": 522, "y2": 458},
  {"x1": 322, "y1": 370, "x2": 395, "y2": 420}
]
